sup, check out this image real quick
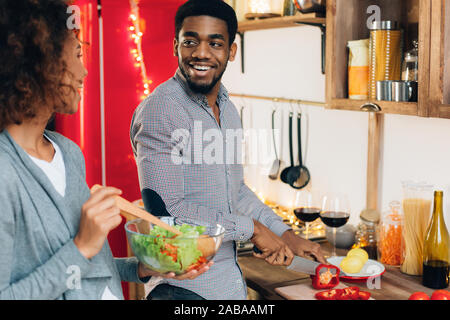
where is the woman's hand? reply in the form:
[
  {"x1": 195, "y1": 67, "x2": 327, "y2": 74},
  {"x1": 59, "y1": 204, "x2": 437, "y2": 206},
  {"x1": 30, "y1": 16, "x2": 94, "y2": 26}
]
[
  {"x1": 74, "y1": 186, "x2": 123, "y2": 259},
  {"x1": 138, "y1": 261, "x2": 214, "y2": 281}
]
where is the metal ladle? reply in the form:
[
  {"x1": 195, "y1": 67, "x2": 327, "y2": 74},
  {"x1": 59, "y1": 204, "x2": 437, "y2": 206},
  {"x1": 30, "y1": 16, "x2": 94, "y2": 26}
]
[{"x1": 268, "y1": 101, "x2": 282, "y2": 180}]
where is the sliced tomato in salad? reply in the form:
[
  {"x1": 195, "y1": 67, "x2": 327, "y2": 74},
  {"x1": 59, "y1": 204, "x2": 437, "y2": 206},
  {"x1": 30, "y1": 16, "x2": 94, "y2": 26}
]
[{"x1": 186, "y1": 256, "x2": 208, "y2": 272}]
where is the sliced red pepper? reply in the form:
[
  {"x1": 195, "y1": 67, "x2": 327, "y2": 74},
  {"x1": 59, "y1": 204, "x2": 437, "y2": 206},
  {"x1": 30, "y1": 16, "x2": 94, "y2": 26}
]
[
  {"x1": 311, "y1": 264, "x2": 341, "y2": 290},
  {"x1": 357, "y1": 291, "x2": 371, "y2": 300},
  {"x1": 160, "y1": 250, "x2": 177, "y2": 262},
  {"x1": 186, "y1": 256, "x2": 208, "y2": 272},
  {"x1": 337, "y1": 286, "x2": 360, "y2": 300},
  {"x1": 315, "y1": 288, "x2": 343, "y2": 300}
]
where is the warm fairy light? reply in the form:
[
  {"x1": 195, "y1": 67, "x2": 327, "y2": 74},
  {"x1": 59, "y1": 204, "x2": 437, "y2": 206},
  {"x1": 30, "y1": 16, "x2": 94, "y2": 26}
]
[
  {"x1": 128, "y1": 0, "x2": 152, "y2": 100},
  {"x1": 248, "y1": 0, "x2": 270, "y2": 14}
]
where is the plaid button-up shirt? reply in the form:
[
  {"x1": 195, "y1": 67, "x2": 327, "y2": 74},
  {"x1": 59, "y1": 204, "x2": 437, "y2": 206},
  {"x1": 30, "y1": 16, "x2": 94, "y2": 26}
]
[{"x1": 130, "y1": 70, "x2": 291, "y2": 300}]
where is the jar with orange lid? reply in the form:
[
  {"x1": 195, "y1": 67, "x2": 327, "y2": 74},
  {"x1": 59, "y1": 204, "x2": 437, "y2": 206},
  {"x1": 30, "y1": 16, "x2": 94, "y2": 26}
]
[{"x1": 378, "y1": 201, "x2": 404, "y2": 266}]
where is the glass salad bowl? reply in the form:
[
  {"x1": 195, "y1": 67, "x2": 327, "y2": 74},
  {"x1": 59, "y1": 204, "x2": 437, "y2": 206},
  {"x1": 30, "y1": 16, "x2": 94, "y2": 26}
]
[{"x1": 125, "y1": 217, "x2": 225, "y2": 275}]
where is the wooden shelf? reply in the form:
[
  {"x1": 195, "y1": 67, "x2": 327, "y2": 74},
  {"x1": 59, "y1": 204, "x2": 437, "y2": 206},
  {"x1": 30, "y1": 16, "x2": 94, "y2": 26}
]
[
  {"x1": 328, "y1": 98, "x2": 418, "y2": 116},
  {"x1": 238, "y1": 13, "x2": 325, "y2": 32},
  {"x1": 325, "y1": 0, "x2": 432, "y2": 118}
]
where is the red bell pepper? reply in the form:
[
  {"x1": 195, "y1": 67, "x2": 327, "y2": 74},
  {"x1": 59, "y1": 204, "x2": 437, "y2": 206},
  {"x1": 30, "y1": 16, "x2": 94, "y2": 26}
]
[
  {"x1": 357, "y1": 291, "x2": 371, "y2": 300},
  {"x1": 337, "y1": 286, "x2": 360, "y2": 300},
  {"x1": 315, "y1": 288, "x2": 343, "y2": 300},
  {"x1": 311, "y1": 264, "x2": 341, "y2": 290}
]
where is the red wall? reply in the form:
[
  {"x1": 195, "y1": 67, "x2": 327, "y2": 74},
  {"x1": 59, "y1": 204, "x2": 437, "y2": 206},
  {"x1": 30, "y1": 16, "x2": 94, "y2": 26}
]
[{"x1": 55, "y1": 0, "x2": 185, "y2": 299}]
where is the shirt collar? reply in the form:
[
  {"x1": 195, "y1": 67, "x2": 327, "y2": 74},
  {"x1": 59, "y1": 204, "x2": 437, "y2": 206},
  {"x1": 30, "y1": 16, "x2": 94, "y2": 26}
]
[{"x1": 174, "y1": 68, "x2": 229, "y2": 107}]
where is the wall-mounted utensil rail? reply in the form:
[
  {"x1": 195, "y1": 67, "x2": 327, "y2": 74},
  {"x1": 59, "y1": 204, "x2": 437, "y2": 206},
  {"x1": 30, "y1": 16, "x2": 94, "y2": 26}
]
[{"x1": 228, "y1": 93, "x2": 325, "y2": 107}]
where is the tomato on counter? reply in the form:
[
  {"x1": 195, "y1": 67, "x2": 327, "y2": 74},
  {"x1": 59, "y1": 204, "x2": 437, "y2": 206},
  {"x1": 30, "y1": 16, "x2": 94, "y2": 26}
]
[
  {"x1": 408, "y1": 292, "x2": 430, "y2": 300},
  {"x1": 430, "y1": 290, "x2": 450, "y2": 300}
]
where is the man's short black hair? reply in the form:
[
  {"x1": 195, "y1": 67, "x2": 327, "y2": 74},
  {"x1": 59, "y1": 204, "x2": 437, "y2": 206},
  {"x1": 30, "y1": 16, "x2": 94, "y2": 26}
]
[{"x1": 175, "y1": 0, "x2": 238, "y2": 45}]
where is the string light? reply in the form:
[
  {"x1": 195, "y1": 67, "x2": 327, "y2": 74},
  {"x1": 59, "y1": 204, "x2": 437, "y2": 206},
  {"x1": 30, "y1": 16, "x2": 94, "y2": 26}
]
[{"x1": 128, "y1": 0, "x2": 152, "y2": 100}]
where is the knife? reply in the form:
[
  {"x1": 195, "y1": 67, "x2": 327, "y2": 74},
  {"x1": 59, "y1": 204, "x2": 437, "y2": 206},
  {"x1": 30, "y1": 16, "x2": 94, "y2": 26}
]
[{"x1": 253, "y1": 246, "x2": 346, "y2": 276}]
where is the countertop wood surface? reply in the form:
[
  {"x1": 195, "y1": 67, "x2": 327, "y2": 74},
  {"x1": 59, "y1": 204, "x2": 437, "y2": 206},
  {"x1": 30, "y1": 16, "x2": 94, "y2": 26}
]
[{"x1": 238, "y1": 242, "x2": 439, "y2": 300}]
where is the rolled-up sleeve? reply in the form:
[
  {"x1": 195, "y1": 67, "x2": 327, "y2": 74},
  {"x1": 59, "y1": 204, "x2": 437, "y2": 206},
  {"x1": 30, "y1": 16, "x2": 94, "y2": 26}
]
[{"x1": 130, "y1": 97, "x2": 254, "y2": 243}]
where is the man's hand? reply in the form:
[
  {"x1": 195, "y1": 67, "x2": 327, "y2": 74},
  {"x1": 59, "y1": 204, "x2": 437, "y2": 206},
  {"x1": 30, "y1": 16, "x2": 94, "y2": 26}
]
[
  {"x1": 281, "y1": 230, "x2": 327, "y2": 264},
  {"x1": 138, "y1": 261, "x2": 214, "y2": 281},
  {"x1": 250, "y1": 220, "x2": 294, "y2": 266}
]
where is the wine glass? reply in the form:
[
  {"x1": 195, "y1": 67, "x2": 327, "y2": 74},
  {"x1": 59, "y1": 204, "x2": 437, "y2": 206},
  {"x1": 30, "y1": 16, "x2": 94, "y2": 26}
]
[
  {"x1": 293, "y1": 190, "x2": 321, "y2": 240},
  {"x1": 320, "y1": 193, "x2": 351, "y2": 257}
]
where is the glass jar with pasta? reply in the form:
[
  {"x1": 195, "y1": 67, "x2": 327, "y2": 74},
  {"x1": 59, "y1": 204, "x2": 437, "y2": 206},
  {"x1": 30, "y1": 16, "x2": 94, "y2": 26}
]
[{"x1": 400, "y1": 182, "x2": 434, "y2": 275}]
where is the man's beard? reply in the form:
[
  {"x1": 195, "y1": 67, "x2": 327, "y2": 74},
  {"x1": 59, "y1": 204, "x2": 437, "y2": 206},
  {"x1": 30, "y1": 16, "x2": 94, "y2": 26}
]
[{"x1": 179, "y1": 61, "x2": 228, "y2": 95}]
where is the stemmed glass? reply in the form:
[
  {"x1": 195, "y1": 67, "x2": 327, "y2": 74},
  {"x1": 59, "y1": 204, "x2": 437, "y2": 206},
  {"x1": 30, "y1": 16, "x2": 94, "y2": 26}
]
[
  {"x1": 320, "y1": 193, "x2": 351, "y2": 257},
  {"x1": 293, "y1": 190, "x2": 322, "y2": 240}
]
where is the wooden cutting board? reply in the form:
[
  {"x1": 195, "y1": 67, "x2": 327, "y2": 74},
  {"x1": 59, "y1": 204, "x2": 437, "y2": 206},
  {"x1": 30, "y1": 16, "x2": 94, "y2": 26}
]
[{"x1": 275, "y1": 282, "x2": 375, "y2": 300}]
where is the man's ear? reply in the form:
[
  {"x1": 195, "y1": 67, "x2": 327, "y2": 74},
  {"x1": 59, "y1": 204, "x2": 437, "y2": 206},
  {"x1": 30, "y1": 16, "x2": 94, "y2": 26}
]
[
  {"x1": 228, "y1": 42, "x2": 237, "y2": 62},
  {"x1": 173, "y1": 38, "x2": 179, "y2": 57}
]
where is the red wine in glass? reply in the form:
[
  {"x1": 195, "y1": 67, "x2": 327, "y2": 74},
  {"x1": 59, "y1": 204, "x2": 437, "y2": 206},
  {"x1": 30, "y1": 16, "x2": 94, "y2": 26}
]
[
  {"x1": 320, "y1": 211, "x2": 350, "y2": 228},
  {"x1": 294, "y1": 207, "x2": 321, "y2": 222}
]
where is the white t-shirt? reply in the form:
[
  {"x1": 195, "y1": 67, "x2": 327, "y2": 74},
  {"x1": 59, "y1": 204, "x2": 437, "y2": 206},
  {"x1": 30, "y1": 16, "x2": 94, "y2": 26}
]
[{"x1": 28, "y1": 135, "x2": 66, "y2": 197}]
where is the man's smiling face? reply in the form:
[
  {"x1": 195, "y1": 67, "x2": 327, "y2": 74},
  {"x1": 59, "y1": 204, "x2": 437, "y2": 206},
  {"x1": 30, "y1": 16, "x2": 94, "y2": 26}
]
[{"x1": 174, "y1": 15, "x2": 237, "y2": 95}]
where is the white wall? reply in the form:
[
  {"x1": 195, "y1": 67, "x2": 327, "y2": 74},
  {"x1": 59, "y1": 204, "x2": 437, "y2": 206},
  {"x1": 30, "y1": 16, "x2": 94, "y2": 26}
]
[{"x1": 222, "y1": 26, "x2": 450, "y2": 228}]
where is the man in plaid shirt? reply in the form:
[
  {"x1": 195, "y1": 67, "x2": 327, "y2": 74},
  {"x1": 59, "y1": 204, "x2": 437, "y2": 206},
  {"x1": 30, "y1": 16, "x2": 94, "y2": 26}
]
[{"x1": 130, "y1": 0, "x2": 326, "y2": 300}]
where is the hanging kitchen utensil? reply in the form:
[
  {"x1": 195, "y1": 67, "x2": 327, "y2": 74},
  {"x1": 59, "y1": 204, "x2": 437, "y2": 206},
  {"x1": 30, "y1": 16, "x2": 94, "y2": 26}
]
[
  {"x1": 268, "y1": 103, "x2": 281, "y2": 180},
  {"x1": 288, "y1": 111, "x2": 311, "y2": 189},
  {"x1": 280, "y1": 111, "x2": 295, "y2": 184},
  {"x1": 293, "y1": 0, "x2": 326, "y2": 14}
]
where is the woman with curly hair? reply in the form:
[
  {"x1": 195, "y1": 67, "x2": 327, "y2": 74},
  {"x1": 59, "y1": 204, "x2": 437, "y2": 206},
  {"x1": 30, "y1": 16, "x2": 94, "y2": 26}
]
[{"x1": 0, "y1": 0, "x2": 211, "y2": 300}]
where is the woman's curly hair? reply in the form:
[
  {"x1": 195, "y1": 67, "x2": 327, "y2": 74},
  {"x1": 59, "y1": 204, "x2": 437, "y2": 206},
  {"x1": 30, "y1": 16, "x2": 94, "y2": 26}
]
[{"x1": 0, "y1": 0, "x2": 75, "y2": 131}]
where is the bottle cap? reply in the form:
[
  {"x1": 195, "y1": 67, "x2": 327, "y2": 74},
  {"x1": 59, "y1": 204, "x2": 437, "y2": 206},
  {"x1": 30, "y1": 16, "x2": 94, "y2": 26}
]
[
  {"x1": 370, "y1": 20, "x2": 399, "y2": 30},
  {"x1": 360, "y1": 208, "x2": 380, "y2": 224}
]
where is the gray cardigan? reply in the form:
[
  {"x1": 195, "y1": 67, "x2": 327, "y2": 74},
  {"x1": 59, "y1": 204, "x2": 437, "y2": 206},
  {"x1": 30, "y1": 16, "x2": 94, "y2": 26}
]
[{"x1": 0, "y1": 129, "x2": 145, "y2": 300}]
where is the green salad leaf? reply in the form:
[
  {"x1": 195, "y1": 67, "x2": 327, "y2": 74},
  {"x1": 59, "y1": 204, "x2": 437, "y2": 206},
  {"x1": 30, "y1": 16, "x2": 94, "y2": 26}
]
[{"x1": 131, "y1": 224, "x2": 207, "y2": 274}]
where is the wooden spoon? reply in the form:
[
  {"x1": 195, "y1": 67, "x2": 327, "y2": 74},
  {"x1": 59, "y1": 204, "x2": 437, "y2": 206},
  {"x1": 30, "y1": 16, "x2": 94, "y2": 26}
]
[
  {"x1": 91, "y1": 184, "x2": 181, "y2": 235},
  {"x1": 90, "y1": 184, "x2": 216, "y2": 258}
]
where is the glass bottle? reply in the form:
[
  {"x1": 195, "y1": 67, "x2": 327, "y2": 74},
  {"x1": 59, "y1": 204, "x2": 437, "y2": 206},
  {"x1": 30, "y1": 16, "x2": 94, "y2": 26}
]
[
  {"x1": 353, "y1": 210, "x2": 379, "y2": 260},
  {"x1": 422, "y1": 191, "x2": 449, "y2": 289},
  {"x1": 402, "y1": 40, "x2": 419, "y2": 81},
  {"x1": 283, "y1": 0, "x2": 296, "y2": 16}
]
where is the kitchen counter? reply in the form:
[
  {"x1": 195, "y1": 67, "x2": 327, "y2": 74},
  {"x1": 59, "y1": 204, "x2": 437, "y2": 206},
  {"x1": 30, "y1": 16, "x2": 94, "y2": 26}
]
[{"x1": 238, "y1": 242, "x2": 438, "y2": 300}]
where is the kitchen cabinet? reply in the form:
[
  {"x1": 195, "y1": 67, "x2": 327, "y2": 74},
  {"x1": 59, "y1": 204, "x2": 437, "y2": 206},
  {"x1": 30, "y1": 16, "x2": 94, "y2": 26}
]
[
  {"x1": 429, "y1": 0, "x2": 450, "y2": 119},
  {"x1": 325, "y1": 0, "x2": 432, "y2": 117},
  {"x1": 237, "y1": 12, "x2": 325, "y2": 32}
]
